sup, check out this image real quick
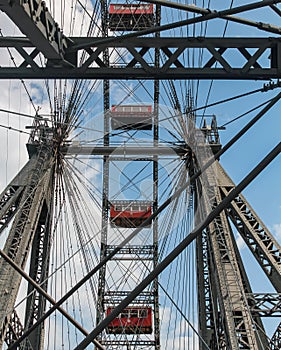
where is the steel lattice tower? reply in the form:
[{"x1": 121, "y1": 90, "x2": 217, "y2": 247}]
[{"x1": 0, "y1": 1, "x2": 280, "y2": 350}]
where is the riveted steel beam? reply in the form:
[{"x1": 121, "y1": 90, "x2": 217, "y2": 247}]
[
  {"x1": 246, "y1": 293, "x2": 281, "y2": 317},
  {"x1": 0, "y1": 0, "x2": 73, "y2": 63},
  {"x1": 62, "y1": 144, "x2": 191, "y2": 156},
  {"x1": 1, "y1": 37, "x2": 281, "y2": 79},
  {"x1": 270, "y1": 322, "x2": 281, "y2": 349}
]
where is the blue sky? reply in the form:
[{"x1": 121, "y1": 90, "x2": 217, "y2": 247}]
[{"x1": 0, "y1": 0, "x2": 280, "y2": 346}]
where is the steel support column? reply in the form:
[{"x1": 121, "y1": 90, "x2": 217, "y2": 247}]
[
  {"x1": 96, "y1": 0, "x2": 110, "y2": 341},
  {"x1": 0, "y1": 148, "x2": 53, "y2": 347},
  {"x1": 218, "y1": 165, "x2": 281, "y2": 292},
  {"x1": 24, "y1": 200, "x2": 53, "y2": 350},
  {"x1": 0, "y1": 158, "x2": 39, "y2": 234},
  {"x1": 200, "y1": 185, "x2": 265, "y2": 349}
]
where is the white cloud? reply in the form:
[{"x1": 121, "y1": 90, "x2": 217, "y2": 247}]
[
  {"x1": 272, "y1": 223, "x2": 281, "y2": 239},
  {"x1": 236, "y1": 234, "x2": 246, "y2": 250},
  {"x1": 44, "y1": 1, "x2": 95, "y2": 37}
]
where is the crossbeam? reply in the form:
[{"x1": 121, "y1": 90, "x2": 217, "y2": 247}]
[
  {"x1": 4, "y1": 310, "x2": 33, "y2": 349},
  {"x1": 62, "y1": 144, "x2": 190, "y2": 156},
  {"x1": 247, "y1": 293, "x2": 281, "y2": 317},
  {"x1": 1, "y1": 37, "x2": 281, "y2": 79}
]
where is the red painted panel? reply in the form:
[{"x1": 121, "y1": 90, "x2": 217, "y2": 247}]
[
  {"x1": 110, "y1": 205, "x2": 152, "y2": 219},
  {"x1": 110, "y1": 205, "x2": 152, "y2": 227},
  {"x1": 106, "y1": 307, "x2": 152, "y2": 334},
  {"x1": 109, "y1": 4, "x2": 153, "y2": 15}
]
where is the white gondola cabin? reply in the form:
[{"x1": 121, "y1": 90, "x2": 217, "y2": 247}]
[
  {"x1": 109, "y1": 3, "x2": 154, "y2": 31},
  {"x1": 111, "y1": 105, "x2": 152, "y2": 130}
]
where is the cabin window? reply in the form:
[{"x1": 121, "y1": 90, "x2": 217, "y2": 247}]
[
  {"x1": 139, "y1": 309, "x2": 148, "y2": 318},
  {"x1": 130, "y1": 309, "x2": 138, "y2": 318}
]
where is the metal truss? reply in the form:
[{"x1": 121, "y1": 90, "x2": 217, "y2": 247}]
[
  {"x1": 0, "y1": 158, "x2": 39, "y2": 235},
  {"x1": 0, "y1": 166, "x2": 41, "y2": 349},
  {"x1": 246, "y1": 293, "x2": 281, "y2": 317},
  {"x1": 196, "y1": 224, "x2": 218, "y2": 348},
  {"x1": 195, "y1": 160, "x2": 281, "y2": 349},
  {"x1": 4, "y1": 310, "x2": 33, "y2": 349},
  {"x1": 104, "y1": 291, "x2": 155, "y2": 305},
  {"x1": 0, "y1": 0, "x2": 70, "y2": 62},
  {"x1": 219, "y1": 168, "x2": 281, "y2": 292},
  {"x1": 0, "y1": 147, "x2": 53, "y2": 347},
  {"x1": 96, "y1": 0, "x2": 110, "y2": 336},
  {"x1": 1, "y1": 0, "x2": 281, "y2": 79},
  {"x1": 63, "y1": 144, "x2": 190, "y2": 156},
  {"x1": 101, "y1": 340, "x2": 156, "y2": 346},
  {"x1": 2, "y1": 37, "x2": 281, "y2": 79},
  {"x1": 194, "y1": 143, "x2": 270, "y2": 349},
  {"x1": 106, "y1": 245, "x2": 155, "y2": 256},
  {"x1": 197, "y1": 160, "x2": 281, "y2": 349},
  {"x1": 201, "y1": 186, "x2": 265, "y2": 349},
  {"x1": 0, "y1": 185, "x2": 23, "y2": 235},
  {"x1": 270, "y1": 322, "x2": 281, "y2": 349},
  {"x1": 24, "y1": 201, "x2": 53, "y2": 349}
]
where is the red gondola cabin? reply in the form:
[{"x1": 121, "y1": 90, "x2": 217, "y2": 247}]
[
  {"x1": 110, "y1": 201, "x2": 152, "y2": 228},
  {"x1": 106, "y1": 307, "x2": 153, "y2": 334},
  {"x1": 109, "y1": 3, "x2": 154, "y2": 31},
  {"x1": 111, "y1": 105, "x2": 152, "y2": 130}
]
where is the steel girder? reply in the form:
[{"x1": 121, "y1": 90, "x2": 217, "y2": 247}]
[
  {"x1": 4, "y1": 310, "x2": 33, "y2": 349},
  {"x1": 196, "y1": 218, "x2": 218, "y2": 349},
  {"x1": 0, "y1": 157, "x2": 42, "y2": 348},
  {"x1": 196, "y1": 160, "x2": 281, "y2": 349},
  {"x1": 0, "y1": 148, "x2": 53, "y2": 347},
  {"x1": 96, "y1": 1, "x2": 110, "y2": 339},
  {"x1": 246, "y1": 293, "x2": 281, "y2": 317},
  {"x1": 1, "y1": 37, "x2": 281, "y2": 79},
  {"x1": 1, "y1": 0, "x2": 281, "y2": 69},
  {"x1": 218, "y1": 166, "x2": 281, "y2": 292},
  {"x1": 270, "y1": 322, "x2": 281, "y2": 349},
  {"x1": 197, "y1": 160, "x2": 281, "y2": 348},
  {"x1": 199, "y1": 186, "x2": 266, "y2": 349},
  {"x1": 24, "y1": 200, "x2": 53, "y2": 350},
  {"x1": 194, "y1": 154, "x2": 271, "y2": 350},
  {"x1": 62, "y1": 144, "x2": 191, "y2": 156},
  {"x1": 0, "y1": 187, "x2": 23, "y2": 235},
  {"x1": 0, "y1": 158, "x2": 39, "y2": 235},
  {"x1": 0, "y1": 0, "x2": 71, "y2": 63}
]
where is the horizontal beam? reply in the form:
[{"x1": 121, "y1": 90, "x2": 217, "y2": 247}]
[
  {"x1": 247, "y1": 293, "x2": 281, "y2": 317},
  {"x1": 1, "y1": 37, "x2": 281, "y2": 80},
  {"x1": 62, "y1": 144, "x2": 190, "y2": 156}
]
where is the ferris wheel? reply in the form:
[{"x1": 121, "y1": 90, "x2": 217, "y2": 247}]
[{"x1": 0, "y1": 1, "x2": 281, "y2": 350}]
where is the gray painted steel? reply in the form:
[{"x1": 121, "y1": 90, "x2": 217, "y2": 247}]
[{"x1": 1, "y1": 37, "x2": 281, "y2": 79}]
